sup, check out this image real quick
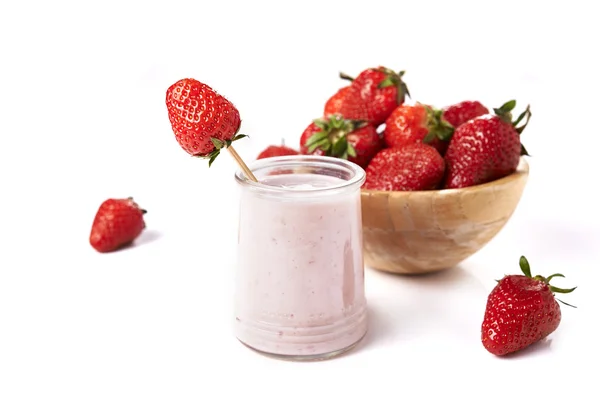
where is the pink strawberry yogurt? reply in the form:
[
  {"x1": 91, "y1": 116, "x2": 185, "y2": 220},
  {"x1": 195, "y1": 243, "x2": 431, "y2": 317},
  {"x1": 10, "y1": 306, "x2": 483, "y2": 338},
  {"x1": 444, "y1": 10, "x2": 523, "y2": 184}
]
[{"x1": 234, "y1": 156, "x2": 368, "y2": 360}]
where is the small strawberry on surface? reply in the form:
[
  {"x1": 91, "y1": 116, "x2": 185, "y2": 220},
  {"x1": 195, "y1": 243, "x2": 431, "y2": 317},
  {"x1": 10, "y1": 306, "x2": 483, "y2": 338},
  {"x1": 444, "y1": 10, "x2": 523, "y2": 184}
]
[
  {"x1": 383, "y1": 103, "x2": 454, "y2": 155},
  {"x1": 89, "y1": 197, "x2": 147, "y2": 253},
  {"x1": 481, "y1": 256, "x2": 576, "y2": 356},
  {"x1": 363, "y1": 143, "x2": 445, "y2": 191},
  {"x1": 165, "y1": 78, "x2": 247, "y2": 166},
  {"x1": 299, "y1": 115, "x2": 381, "y2": 169},
  {"x1": 338, "y1": 66, "x2": 410, "y2": 126},
  {"x1": 442, "y1": 100, "x2": 489, "y2": 128},
  {"x1": 443, "y1": 100, "x2": 531, "y2": 189}
]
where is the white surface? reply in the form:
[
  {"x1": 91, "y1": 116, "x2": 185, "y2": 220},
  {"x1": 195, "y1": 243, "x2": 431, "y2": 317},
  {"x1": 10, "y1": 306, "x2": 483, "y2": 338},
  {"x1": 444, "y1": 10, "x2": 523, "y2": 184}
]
[{"x1": 0, "y1": 0, "x2": 598, "y2": 398}]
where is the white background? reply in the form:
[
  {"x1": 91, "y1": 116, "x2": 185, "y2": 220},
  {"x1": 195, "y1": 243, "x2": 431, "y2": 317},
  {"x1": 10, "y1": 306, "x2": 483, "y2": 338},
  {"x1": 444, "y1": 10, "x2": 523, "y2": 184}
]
[{"x1": 1, "y1": 0, "x2": 598, "y2": 399}]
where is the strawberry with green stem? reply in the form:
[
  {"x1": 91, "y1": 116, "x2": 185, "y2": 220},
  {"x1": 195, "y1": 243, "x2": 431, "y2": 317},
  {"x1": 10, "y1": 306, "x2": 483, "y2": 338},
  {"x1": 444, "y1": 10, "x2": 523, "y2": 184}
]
[
  {"x1": 300, "y1": 115, "x2": 381, "y2": 169},
  {"x1": 338, "y1": 67, "x2": 410, "y2": 126},
  {"x1": 443, "y1": 100, "x2": 531, "y2": 189},
  {"x1": 323, "y1": 71, "x2": 356, "y2": 117},
  {"x1": 165, "y1": 78, "x2": 256, "y2": 180},
  {"x1": 494, "y1": 100, "x2": 531, "y2": 156},
  {"x1": 384, "y1": 103, "x2": 455, "y2": 155},
  {"x1": 481, "y1": 255, "x2": 576, "y2": 356}
]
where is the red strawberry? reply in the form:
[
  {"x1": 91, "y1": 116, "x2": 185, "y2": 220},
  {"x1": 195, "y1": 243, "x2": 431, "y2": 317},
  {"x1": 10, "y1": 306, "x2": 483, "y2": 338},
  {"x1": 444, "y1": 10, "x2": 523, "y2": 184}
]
[
  {"x1": 363, "y1": 143, "x2": 445, "y2": 191},
  {"x1": 257, "y1": 142, "x2": 300, "y2": 159},
  {"x1": 299, "y1": 115, "x2": 381, "y2": 169},
  {"x1": 442, "y1": 100, "x2": 489, "y2": 128},
  {"x1": 338, "y1": 67, "x2": 410, "y2": 126},
  {"x1": 324, "y1": 86, "x2": 351, "y2": 117},
  {"x1": 89, "y1": 197, "x2": 147, "y2": 253},
  {"x1": 481, "y1": 256, "x2": 576, "y2": 356},
  {"x1": 383, "y1": 103, "x2": 454, "y2": 155},
  {"x1": 443, "y1": 100, "x2": 531, "y2": 189},
  {"x1": 165, "y1": 78, "x2": 246, "y2": 165}
]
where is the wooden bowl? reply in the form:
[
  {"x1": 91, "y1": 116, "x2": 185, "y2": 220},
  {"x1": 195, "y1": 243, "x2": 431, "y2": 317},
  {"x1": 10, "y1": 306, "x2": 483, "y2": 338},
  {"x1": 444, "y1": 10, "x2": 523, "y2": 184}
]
[{"x1": 360, "y1": 158, "x2": 529, "y2": 274}]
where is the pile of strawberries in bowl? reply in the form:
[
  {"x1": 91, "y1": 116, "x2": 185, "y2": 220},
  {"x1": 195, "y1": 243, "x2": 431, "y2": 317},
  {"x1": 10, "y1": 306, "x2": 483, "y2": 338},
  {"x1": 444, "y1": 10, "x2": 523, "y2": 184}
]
[
  {"x1": 259, "y1": 66, "x2": 530, "y2": 191},
  {"x1": 258, "y1": 66, "x2": 532, "y2": 275}
]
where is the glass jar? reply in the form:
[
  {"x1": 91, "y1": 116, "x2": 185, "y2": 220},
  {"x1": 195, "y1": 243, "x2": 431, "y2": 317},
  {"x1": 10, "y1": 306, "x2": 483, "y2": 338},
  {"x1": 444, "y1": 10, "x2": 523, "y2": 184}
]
[{"x1": 233, "y1": 155, "x2": 368, "y2": 361}]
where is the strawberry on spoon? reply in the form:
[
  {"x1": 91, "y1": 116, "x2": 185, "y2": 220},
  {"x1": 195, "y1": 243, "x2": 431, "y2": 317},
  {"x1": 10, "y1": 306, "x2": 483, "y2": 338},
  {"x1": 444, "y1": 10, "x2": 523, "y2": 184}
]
[{"x1": 165, "y1": 78, "x2": 257, "y2": 181}]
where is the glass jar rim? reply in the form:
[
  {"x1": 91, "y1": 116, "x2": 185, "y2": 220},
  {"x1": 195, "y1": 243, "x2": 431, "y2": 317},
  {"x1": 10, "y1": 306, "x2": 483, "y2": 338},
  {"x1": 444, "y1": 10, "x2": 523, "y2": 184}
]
[{"x1": 234, "y1": 155, "x2": 366, "y2": 194}]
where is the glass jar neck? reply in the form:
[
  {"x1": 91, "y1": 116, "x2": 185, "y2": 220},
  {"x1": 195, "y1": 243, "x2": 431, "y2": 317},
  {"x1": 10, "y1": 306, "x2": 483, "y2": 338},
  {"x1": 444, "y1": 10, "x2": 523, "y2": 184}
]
[{"x1": 235, "y1": 155, "x2": 366, "y2": 199}]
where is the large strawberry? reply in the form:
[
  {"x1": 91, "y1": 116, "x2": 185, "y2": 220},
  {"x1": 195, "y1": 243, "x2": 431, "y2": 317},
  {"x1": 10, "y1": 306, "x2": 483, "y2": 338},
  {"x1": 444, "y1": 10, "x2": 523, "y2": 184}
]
[
  {"x1": 89, "y1": 197, "x2": 147, "y2": 253},
  {"x1": 299, "y1": 115, "x2": 381, "y2": 169},
  {"x1": 443, "y1": 100, "x2": 531, "y2": 189},
  {"x1": 363, "y1": 143, "x2": 445, "y2": 191},
  {"x1": 383, "y1": 103, "x2": 454, "y2": 155},
  {"x1": 338, "y1": 67, "x2": 410, "y2": 126},
  {"x1": 165, "y1": 78, "x2": 246, "y2": 166},
  {"x1": 481, "y1": 256, "x2": 576, "y2": 356},
  {"x1": 442, "y1": 100, "x2": 489, "y2": 128}
]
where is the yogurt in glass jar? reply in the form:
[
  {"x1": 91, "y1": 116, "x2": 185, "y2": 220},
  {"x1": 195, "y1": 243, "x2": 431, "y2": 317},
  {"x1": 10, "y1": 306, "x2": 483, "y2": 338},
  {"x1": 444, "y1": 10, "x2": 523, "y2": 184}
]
[{"x1": 234, "y1": 155, "x2": 367, "y2": 360}]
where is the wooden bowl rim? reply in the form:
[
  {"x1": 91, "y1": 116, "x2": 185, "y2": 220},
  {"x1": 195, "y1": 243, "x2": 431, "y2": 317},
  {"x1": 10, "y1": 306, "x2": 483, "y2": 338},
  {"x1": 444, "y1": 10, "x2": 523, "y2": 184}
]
[{"x1": 361, "y1": 157, "x2": 529, "y2": 199}]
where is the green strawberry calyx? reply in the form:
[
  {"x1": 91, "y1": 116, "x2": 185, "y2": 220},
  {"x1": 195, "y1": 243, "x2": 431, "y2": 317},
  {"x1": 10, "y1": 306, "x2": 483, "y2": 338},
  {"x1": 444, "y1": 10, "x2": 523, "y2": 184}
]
[
  {"x1": 423, "y1": 105, "x2": 455, "y2": 143},
  {"x1": 376, "y1": 68, "x2": 411, "y2": 105},
  {"x1": 493, "y1": 100, "x2": 532, "y2": 156},
  {"x1": 304, "y1": 115, "x2": 366, "y2": 160},
  {"x1": 517, "y1": 255, "x2": 577, "y2": 308},
  {"x1": 196, "y1": 132, "x2": 249, "y2": 167}
]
